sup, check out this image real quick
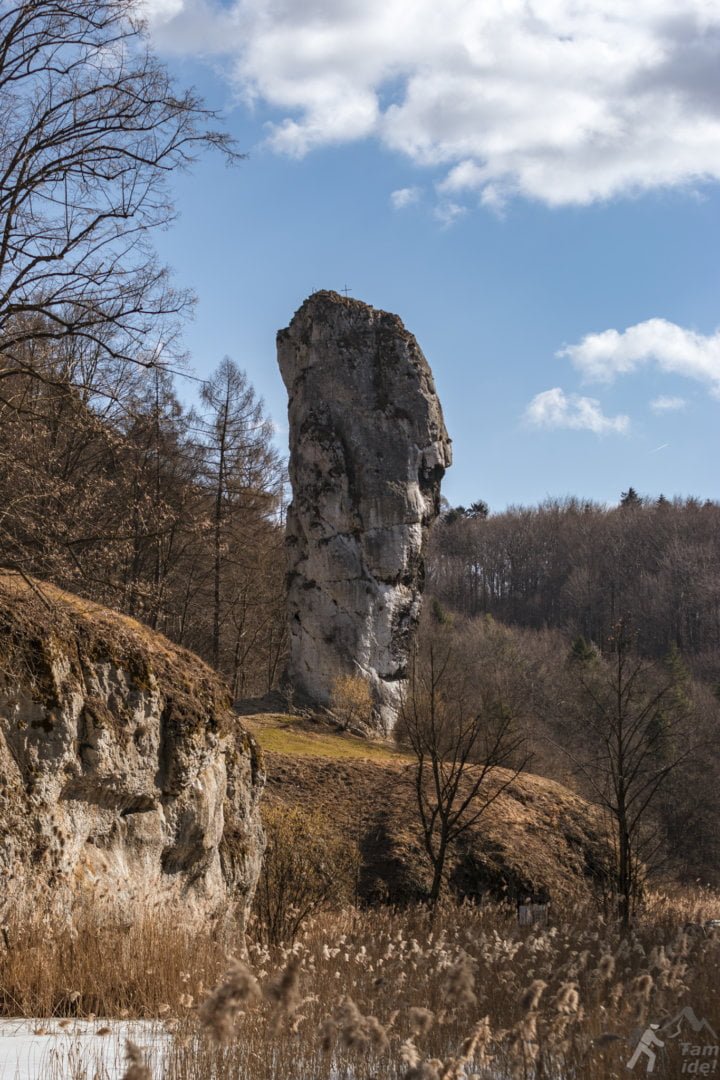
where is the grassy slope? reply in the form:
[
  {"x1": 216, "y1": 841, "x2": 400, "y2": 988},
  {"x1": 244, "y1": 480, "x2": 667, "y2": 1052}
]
[
  {"x1": 242, "y1": 711, "x2": 609, "y2": 906},
  {"x1": 241, "y1": 712, "x2": 410, "y2": 761}
]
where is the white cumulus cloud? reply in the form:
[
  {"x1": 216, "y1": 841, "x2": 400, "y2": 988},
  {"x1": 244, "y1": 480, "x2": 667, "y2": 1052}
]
[
  {"x1": 650, "y1": 395, "x2": 688, "y2": 412},
  {"x1": 141, "y1": 0, "x2": 186, "y2": 25},
  {"x1": 390, "y1": 186, "x2": 420, "y2": 210},
  {"x1": 150, "y1": 0, "x2": 720, "y2": 207},
  {"x1": 558, "y1": 318, "x2": 720, "y2": 396},
  {"x1": 525, "y1": 388, "x2": 630, "y2": 434}
]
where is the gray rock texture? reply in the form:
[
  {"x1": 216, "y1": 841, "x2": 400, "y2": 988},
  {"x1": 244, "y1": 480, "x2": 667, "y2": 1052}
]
[
  {"x1": 277, "y1": 291, "x2": 451, "y2": 732},
  {"x1": 0, "y1": 575, "x2": 264, "y2": 925}
]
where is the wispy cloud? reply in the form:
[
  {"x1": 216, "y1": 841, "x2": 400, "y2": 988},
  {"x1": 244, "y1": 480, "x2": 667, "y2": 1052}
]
[
  {"x1": 433, "y1": 201, "x2": 466, "y2": 228},
  {"x1": 390, "y1": 186, "x2": 420, "y2": 210},
  {"x1": 650, "y1": 394, "x2": 688, "y2": 412},
  {"x1": 148, "y1": 1, "x2": 720, "y2": 208},
  {"x1": 559, "y1": 319, "x2": 720, "y2": 397},
  {"x1": 648, "y1": 442, "x2": 669, "y2": 453},
  {"x1": 525, "y1": 388, "x2": 630, "y2": 435}
]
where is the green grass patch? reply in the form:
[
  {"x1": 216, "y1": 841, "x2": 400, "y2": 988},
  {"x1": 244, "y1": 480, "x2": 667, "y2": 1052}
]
[{"x1": 240, "y1": 712, "x2": 410, "y2": 762}]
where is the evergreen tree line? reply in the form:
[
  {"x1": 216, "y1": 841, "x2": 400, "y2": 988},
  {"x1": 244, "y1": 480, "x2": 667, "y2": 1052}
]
[
  {"x1": 429, "y1": 494, "x2": 720, "y2": 686},
  {"x1": 0, "y1": 343, "x2": 287, "y2": 700}
]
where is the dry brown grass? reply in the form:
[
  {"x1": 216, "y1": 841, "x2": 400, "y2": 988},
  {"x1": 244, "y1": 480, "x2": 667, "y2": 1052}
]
[
  {"x1": 255, "y1": 741, "x2": 610, "y2": 907},
  {"x1": 4, "y1": 889, "x2": 719, "y2": 1079},
  {"x1": 0, "y1": 894, "x2": 228, "y2": 1020},
  {"x1": 240, "y1": 703, "x2": 613, "y2": 906},
  {"x1": 0, "y1": 572, "x2": 237, "y2": 738}
]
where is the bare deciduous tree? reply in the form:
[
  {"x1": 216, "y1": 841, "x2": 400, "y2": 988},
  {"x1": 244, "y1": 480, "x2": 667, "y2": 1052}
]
[
  {"x1": 400, "y1": 618, "x2": 530, "y2": 906},
  {"x1": 254, "y1": 805, "x2": 359, "y2": 945},
  {"x1": 199, "y1": 357, "x2": 283, "y2": 676},
  {"x1": 0, "y1": 0, "x2": 238, "y2": 381},
  {"x1": 564, "y1": 621, "x2": 698, "y2": 928},
  {"x1": 0, "y1": 352, "x2": 288, "y2": 696}
]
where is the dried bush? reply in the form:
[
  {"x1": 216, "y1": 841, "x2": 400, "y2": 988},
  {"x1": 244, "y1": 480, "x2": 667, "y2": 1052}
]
[
  {"x1": 253, "y1": 804, "x2": 360, "y2": 944},
  {"x1": 330, "y1": 673, "x2": 373, "y2": 732}
]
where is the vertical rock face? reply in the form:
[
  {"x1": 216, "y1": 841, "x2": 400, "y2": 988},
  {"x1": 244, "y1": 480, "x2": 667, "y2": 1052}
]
[
  {"x1": 0, "y1": 575, "x2": 264, "y2": 926},
  {"x1": 277, "y1": 291, "x2": 451, "y2": 732}
]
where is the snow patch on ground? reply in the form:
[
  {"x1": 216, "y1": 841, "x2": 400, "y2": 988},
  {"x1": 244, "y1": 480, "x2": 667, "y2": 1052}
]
[{"x1": 0, "y1": 1019, "x2": 169, "y2": 1079}]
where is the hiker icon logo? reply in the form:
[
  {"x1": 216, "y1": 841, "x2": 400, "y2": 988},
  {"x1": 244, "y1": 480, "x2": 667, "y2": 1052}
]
[
  {"x1": 627, "y1": 1008, "x2": 719, "y2": 1075},
  {"x1": 627, "y1": 1024, "x2": 664, "y2": 1073}
]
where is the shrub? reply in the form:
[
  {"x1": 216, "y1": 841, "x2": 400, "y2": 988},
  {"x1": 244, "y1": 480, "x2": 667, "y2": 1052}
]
[
  {"x1": 330, "y1": 673, "x2": 373, "y2": 731},
  {"x1": 253, "y1": 805, "x2": 359, "y2": 944}
]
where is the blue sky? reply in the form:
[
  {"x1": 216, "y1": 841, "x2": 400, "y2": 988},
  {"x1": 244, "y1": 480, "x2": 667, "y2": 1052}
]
[{"x1": 147, "y1": 1, "x2": 720, "y2": 511}]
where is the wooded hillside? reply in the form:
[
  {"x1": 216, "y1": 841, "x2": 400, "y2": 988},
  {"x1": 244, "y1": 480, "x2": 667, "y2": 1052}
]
[
  {"x1": 430, "y1": 494, "x2": 720, "y2": 683},
  {"x1": 0, "y1": 355, "x2": 287, "y2": 699}
]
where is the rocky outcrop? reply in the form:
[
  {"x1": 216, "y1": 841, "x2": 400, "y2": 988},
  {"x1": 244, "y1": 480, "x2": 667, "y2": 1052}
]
[
  {"x1": 0, "y1": 575, "x2": 264, "y2": 924},
  {"x1": 277, "y1": 291, "x2": 451, "y2": 732}
]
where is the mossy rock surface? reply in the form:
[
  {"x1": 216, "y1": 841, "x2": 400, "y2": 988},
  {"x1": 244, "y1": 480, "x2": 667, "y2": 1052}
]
[{"x1": 0, "y1": 574, "x2": 232, "y2": 738}]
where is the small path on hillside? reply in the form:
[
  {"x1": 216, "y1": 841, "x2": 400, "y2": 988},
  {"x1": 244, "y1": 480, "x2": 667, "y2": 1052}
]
[{"x1": 238, "y1": 706, "x2": 610, "y2": 907}]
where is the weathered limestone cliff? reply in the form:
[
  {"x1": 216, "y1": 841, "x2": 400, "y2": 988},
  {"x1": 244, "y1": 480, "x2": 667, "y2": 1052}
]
[
  {"x1": 277, "y1": 291, "x2": 451, "y2": 732},
  {"x1": 0, "y1": 575, "x2": 264, "y2": 923}
]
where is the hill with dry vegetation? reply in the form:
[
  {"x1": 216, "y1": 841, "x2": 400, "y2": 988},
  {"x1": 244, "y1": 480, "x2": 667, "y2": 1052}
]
[{"x1": 238, "y1": 706, "x2": 610, "y2": 906}]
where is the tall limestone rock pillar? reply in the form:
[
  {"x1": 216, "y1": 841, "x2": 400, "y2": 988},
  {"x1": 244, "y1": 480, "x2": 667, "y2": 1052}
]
[{"x1": 277, "y1": 291, "x2": 451, "y2": 733}]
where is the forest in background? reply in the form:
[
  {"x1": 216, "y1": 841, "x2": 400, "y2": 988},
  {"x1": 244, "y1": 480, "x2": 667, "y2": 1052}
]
[
  {"x1": 427, "y1": 496, "x2": 720, "y2": 886},
  {"x1": 431, "y1": 493, "x2": 720, "y2": 684},
  {"x1": 3, "y1": 346, "x2": 720, "y2": 886}
]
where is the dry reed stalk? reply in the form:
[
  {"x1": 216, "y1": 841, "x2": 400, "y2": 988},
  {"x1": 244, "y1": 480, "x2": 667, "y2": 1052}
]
[
  {"x1": 122, "y1": 1040, "x2": 152, "y2": 1080},
  {"x1": 198, "y1": 959, "x2": 261, "y2": 1043}
]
